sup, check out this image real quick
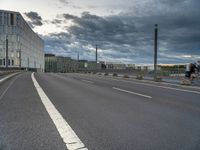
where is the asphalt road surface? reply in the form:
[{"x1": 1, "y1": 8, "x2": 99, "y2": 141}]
[{"x1": 0, "y1": 72, "x2": 200, "y2": 150}]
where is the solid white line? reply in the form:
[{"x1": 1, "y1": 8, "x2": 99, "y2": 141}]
[
  {"x1": 81, "y1": 79, "x2": 94, "y2": 84},
  {"x1": 0, "y1": 72, "x2": 19, "y2": 83},
  {"x1": 31, "y1": 73, "x2": 88, "y2": 150},
  {"x1": 0, "y1": 75, "x2": 19, "y2": 101},
  {"x1": 112, "y1": 87, "x2": 152, "y2": 99}
]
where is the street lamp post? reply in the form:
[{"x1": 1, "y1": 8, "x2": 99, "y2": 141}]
[
  {"x1": 5, "y1": 35, "x2": 8, "y2": 69},
  {"x1": 154, "y1": 24, "x2": 158, "y2": 80},
  {"x1": 77, "y1": 52, "x2": 79, "y2": 61},
  {"x1": 19, "y1": 44, "x2": 21, "y2": 69},
  {"x1": 96, "y1": 44, "x2": 98, "y2": 64},
  {"x1": 18, "y1": 43, "x2": 22, "y2": 69},
  {"x1": 96, "y1": 44, "x2": 98, "y2": 69}
]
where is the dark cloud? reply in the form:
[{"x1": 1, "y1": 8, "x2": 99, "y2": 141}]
[
  {"x1": 67, "y1": 12, "x2": 136, "y2": 45},
  {"x1": 63, "y1": 14, "x2": 79, "y2": 20},
  {"x1": 24, "y1": 11, "x2": 43, "y2": 27},
  {"x1": 51, "y1": 19, "x2": 63, "y2": 26},
  {"x1": 44, "y1": 0, "x2": 200, "y2": 64},
  {"x1": 58, "y1": 0, "x2": 81, "y2": 9},
  {"x1": 59, "y1": 0, "x2": 70, "y2": 5}
]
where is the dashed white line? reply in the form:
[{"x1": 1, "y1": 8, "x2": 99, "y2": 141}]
[
  {"x1": 112, "y1": 87, "x2": 152, "y2": 99},
  {"x1": 31, "y1": 73, "x2": 88, "y2": 150},
  {"x1": 111, "y1": 78, "x2": 200, "y2": 95},
  {"x1": 81, "y1": 79, "x2": 94, "y2": 84}
]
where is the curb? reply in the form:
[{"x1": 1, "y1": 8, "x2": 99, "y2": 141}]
[{"x1": 0, "y1": 72, "x2": 21, "y2": 83}]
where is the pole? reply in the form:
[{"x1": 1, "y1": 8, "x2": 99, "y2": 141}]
[
  {"x1": 77, "y1": 52, "x2": 79, "y2": 61},
  {"x1": 27, "y1": 57, "x2": 29, "y2": 71},
  {"x1": 95, "y1": 44, "x2": 98, "y2": 70},
  {"x1": 96, "y1": 45, "x2": 98, "y2": 64},
  {"x1": 154, "y1": 24, "x2": 158, "y2": 80},
  {"x1": 6, "y1": 35, "x2": 8, "y2": 69},
  {"x1": 19, "y1": 43, "x2": 22, "y2": 69}
]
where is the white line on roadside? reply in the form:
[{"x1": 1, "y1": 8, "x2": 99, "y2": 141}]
[
  {"x1": 0, "y1": 72, "x2": 19, "y2": 83},
  {"x1": 112, "y1": 87, "x2": 152, "y2": 99},
  {"x1": 31, "y1": 73, "x2": 88, "y2": 150},
  {"x1": 81, "y1": 79, "x2": 94, "y2": 84},
  {"x1": 0, "y1": 75, "x2": 19, "y2": 101}
]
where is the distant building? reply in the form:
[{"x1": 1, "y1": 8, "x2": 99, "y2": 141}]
[
  {"x1": 86, "y1": 61, "x2": 101, "y2": 70},
  {"x1": 78, "y1": 60, "x2": 88, "y2": 69},
  {"x1": 45, "y1": 54, "x2": 57, "y2": 72},
  {"x1": 104, "y1": 62, "x2": 126, "y2": 69},
  {"x1": 0, "y1": 10, "x2": 44, "y2": 71},
  {"x1": 45, "y1": 54, "x2": 78, "y2": 72},
  {"x1": 45, "y1": 54, "x2": 104, "y2": 72}
]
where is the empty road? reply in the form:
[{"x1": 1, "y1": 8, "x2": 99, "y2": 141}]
[{"x1": 0, "y1": 72, "x2": 200, "y2": 150}]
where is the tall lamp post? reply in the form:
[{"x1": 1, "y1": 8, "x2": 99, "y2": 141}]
[
  {"x1": 154, "y1": 24, "x2": 158, "y2": 80},
  {"x1": 17, "y1": 43, "x2": 22, "y2": 69},
  {"x1": 96, "y1": 44, "x2": 98, "y2": 69},
  {"x1": 5, "y1": 35, "x2": 8, "y2": 69},
  {"x1": 96, "y1": 44, "x2": 98, "y2": 63},
  {"x1": 19, "y1": 43, "x2": 22, "y2": 69}
]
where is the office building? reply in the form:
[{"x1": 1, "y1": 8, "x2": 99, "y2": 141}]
[
  {"x1": 0, "y1": 10, "x2": 44, "y2": 71},
  {"x1": 45, "y1": 54, "x2": 79, "y2": 72}
]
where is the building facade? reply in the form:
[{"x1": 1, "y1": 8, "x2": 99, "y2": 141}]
[
  {"x1": 45, "y1": 54, "x2": 79, "y2": 73},
  {"x1": 45, "y1": 54, "x2": 102, "y2": 72},
  {"x1": 0, "y1": 10, "x2": 44, "y2": 71}
]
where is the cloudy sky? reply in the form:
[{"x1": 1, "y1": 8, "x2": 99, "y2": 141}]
[{"x1": 1, "y1": 0, "x2": 200, "y2": 64}]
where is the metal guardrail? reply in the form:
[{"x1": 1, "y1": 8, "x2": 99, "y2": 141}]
[{"x1": 78, "y1": 68, "x2": 200, "y2": 86}]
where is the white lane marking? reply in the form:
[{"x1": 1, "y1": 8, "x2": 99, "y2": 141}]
[
  {"x1": 31, "y1": 73, "x2": 88, "y2": 150},
  {"x1": 0, "y1": 75, "x2": 19, "y2": 102},
  {"x1": 112, "y1": 87, "x2": 152, "y2": 99},
  {"x1": 111, "y1": 78, "x2": 200, "y2": 95},
  {"x1": 81, "y1": 79, "x2": 94, "y2": 84},
  {"x1": 78, "y1": 74, "x2": 200, "y2": 95},
  {"x1": 0, "y1": 72, "x2": 20, "y2": 83}
]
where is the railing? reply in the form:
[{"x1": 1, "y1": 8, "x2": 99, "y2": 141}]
[{"x1": 77, "y1": 68, "x2": 200, "y2": 86}]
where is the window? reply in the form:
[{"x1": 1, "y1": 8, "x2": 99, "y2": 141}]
[
  {"x1": 10, "y1": 13, "x2": 14, "y2": 25},
  {"x1": 3, "y1": 58, "x2": 5, "y2": 65},
  {"x1": 0, "y1": 12, "x2": 2, "y2": 25},
  {"x1": 12, "y1": 59, "x2": 14, "y2": 66},
  {"x1": 0, "y1": 59, "x2": 2, "y2": 66}
]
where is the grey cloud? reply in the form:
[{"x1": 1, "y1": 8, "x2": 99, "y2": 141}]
[
  {"x1": 45, "y1": 0, "x2": 200, "y2": 64},
  {"x1": 24, "y1": 11, "x2": 43, "y2": 27},
  {"x1": 59, "y1": 0, "x2": 70, "y2": 5},
  {"x1": 63, "y1": 14, "x2": 79, "y2": 20},
  {"x1": 67, "y1": 12, "x2": 136, "y2": 45},
  {"x1": 51, "y1": 19, "x2": 63, "y2": 25},
  {"x1": 58, "y1": 0, "x2": 81, "y2": 9}
]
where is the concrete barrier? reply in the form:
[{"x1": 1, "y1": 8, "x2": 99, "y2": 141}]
[
  {"x1": 123, "y1": 75, "x2": 129, "y2": 78},
  {"x1": 113, "y1": 73, "x2": 118, "y2": 77},
  {"x1": 136, "y1": 75, "x2": 143, "y2": 80},
  {"x1": 180, "y1": 79, "x2": 191, "y2": 86},
  {"x1": 154, "y1": 76, "x2": 162, "y2": 82},
  {"x1": 104, "y1": 73, "x2": 109, "y2": 76}
]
